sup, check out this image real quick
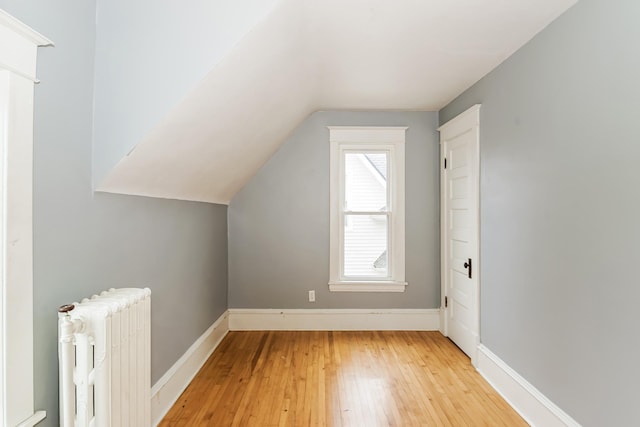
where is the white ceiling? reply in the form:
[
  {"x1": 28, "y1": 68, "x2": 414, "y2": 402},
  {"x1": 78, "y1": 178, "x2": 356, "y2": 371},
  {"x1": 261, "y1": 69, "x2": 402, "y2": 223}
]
[{"x1": 98, "y1": 0, "x2": 577, "y2": 204}]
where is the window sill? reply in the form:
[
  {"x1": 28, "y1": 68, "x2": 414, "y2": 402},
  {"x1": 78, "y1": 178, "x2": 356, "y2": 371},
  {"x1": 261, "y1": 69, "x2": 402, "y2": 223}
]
[{"x1": 328, "y1": 281, "x2": 407, "y2": 292}]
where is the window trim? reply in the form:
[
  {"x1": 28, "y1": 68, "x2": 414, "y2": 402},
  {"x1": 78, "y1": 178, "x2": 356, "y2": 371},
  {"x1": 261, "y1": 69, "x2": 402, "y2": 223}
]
[{"x1": 328, "y1": 126, "x2": 407, "y2": 292}]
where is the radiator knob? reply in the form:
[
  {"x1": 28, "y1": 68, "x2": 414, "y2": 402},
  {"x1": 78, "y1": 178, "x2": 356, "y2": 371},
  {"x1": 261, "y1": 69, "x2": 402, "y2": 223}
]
[{"x1": 58, "y1": 304, "x2": 75, "y2": 313}]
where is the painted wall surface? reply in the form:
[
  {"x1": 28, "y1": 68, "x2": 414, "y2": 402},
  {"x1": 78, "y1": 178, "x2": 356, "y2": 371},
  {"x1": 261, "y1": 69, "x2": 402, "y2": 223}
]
[
  {"x1": 92, "y1": 0, "x2": 279, "y2": 185},
  {"x1": 229, "y1": 111, "x2": 440, "y2": 309},
  {"x1": 0, "y1": 1, "x2": 229, "y2": 425},
  {"x1": 92, "y1": 0, "x2": 576, "y2": 206},
  {"x1": 440, "y1": 0, "x2": 640, "y2": 425}
]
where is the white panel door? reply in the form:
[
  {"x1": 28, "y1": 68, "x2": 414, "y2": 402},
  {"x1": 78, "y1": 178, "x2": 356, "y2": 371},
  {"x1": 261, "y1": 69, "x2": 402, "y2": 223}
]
[{"x1": 440, "y1": 105, "x2": 480, "y2": 363}]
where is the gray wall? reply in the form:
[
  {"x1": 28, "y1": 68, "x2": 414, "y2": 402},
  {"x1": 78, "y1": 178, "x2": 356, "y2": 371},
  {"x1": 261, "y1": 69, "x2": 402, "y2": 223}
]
[
  {"x1": 0, "y1": 1, "x2": 229, "y2": 425},
  {"x1": 92, "y1": 0, "x2": 278, "y2": 183},
  {"x1": 229, "y1": 111, "x2": 440, "y2": 309},
  {"x1": 440, "y1": 0, "x2": 640, "y2": 425}
]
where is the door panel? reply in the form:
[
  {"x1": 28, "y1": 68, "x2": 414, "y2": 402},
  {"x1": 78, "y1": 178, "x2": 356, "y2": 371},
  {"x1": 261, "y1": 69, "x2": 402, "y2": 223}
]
[{"x1": 440, "y1": 105, "x2": 480, "y2": 363}]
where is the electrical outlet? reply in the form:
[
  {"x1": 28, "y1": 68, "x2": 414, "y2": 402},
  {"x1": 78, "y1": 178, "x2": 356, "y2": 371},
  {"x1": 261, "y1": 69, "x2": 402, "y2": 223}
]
[{"x1": 308, "y1": 290, "x2": 316, "y2": 302}]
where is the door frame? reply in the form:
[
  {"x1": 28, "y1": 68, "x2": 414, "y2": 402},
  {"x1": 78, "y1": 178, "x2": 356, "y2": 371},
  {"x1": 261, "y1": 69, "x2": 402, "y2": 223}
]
[
  {"x1": 0, "y1": 9, "x2": 52, "y2": 426},
  {"x1": 439, "y1": 104, "x2": 481, "y2": 366}
]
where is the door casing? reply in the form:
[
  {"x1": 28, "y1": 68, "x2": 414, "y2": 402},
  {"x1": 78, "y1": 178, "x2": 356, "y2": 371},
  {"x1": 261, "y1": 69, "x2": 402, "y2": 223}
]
[{"x1": 0, "y1": 10, "x2": 52, "y2": 426}]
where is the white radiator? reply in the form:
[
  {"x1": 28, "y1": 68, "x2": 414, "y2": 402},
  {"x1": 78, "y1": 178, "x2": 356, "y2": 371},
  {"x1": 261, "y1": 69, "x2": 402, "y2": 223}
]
[{"x1": 58, "y1": 288, "x2": 151, "y2": 427}]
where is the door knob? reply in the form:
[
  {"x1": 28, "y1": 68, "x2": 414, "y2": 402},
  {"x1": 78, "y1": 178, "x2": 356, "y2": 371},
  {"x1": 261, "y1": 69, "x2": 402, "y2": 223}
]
[{"x1": 463, "y1": 258, "x2": 472, "y2": 279}]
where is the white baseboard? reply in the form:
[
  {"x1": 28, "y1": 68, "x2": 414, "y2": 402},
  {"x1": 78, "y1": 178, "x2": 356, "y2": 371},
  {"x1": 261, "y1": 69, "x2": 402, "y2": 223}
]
[
  {"x1": 228, "y1": 308, "x2": 440, "y2": 331},
  {"x1": 476, "y1": 345, "x2": 581, "y2": 427},
  {"x1": 151, "y1": 311, "x2": 230, "y2": 426}
]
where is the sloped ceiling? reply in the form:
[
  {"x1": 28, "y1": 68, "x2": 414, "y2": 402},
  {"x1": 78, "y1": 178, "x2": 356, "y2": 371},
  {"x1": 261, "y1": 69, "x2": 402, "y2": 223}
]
[{"x1": 97, "y1": 0, "x2": 577, "y2": 204}]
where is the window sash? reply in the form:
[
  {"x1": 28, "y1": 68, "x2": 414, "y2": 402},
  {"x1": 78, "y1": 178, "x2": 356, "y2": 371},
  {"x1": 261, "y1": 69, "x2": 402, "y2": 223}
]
[
  {"x1": 340, "y1": 149, "x2": 393, "y2": 281},
  {"x1": 343, "y1": 150, "x2": 390, "y2": 213},
  {"x1": 341, "y1": 211, "x2": 392, "y2": 281}
]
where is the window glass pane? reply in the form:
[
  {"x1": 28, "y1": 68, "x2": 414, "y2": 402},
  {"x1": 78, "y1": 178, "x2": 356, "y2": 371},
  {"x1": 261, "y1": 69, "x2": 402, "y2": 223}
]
[
  {"x1": 344, "y1": 214, "x2": 388, "y2": 278},
  {"x1": 344, "y1": 152, "x2": 387, "y2": 212}
]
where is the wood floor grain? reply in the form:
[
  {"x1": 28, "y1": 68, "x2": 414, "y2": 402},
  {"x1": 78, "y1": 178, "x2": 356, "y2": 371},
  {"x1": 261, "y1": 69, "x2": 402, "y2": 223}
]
[{"x1": 159, "y1": 331, "x2": 527, "y2": 426}]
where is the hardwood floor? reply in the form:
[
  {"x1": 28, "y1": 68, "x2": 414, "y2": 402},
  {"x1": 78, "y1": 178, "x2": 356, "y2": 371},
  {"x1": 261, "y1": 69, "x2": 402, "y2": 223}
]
[{"x1": 160, "y1": 331, "x2": 527, "y2": 426}]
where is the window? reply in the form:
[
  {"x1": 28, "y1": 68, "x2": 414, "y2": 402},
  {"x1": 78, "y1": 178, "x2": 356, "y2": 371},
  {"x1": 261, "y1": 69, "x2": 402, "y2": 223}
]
[{"x1": 328, "y1": 127, "x2": 407, "y2": 292}]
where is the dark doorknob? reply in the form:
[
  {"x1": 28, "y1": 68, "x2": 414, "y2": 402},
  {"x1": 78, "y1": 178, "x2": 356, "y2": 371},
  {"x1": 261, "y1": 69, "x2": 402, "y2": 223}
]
[{"x1": 463, "y1": 258, "x2": 472, "y2": 279}]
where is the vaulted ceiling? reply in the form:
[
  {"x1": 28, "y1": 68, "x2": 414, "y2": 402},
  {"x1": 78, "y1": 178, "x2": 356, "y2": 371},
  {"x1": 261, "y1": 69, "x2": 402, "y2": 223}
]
[{"x1": 97, "y1": 0, "x2": 577, "y2": 204}]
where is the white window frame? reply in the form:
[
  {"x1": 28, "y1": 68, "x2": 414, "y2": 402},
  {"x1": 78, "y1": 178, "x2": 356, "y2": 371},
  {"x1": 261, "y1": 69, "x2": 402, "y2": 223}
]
[
  {"x1": 0, "y1": 10, "x2": 52, "y2": 427},
  {"x1": 328, "y1": 126, "x2": 407, "y2": 292}
]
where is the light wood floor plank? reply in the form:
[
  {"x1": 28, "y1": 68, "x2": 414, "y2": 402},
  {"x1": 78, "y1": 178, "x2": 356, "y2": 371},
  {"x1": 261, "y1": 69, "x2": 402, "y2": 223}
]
[{"x1": 160, "y1": 331, "x2": 527, "y2": 427}]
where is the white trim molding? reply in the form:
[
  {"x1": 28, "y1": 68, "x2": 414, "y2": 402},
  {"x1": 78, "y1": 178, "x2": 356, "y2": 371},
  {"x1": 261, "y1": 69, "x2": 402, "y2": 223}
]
[
  {"x1": 0, "y1": 10, "x2": 52, "y2": 83},
  {"x1": 228, "y1": 308, "x2": 440, "y2": 331},
  {"x1": 476, "y1": 345, "x2": 581, "y2": 427},
  {"x1": 328, "y1": 281, "x2": 407, "y2": 292},
  {"x1": 0, "y1": 10, "x2": 52, "y2": 47},
  {"x1": 15, "y1": 411, "x2": 46, "y2": 427},
  {"x1": 328, "y1": 126, "x2": 407, "y2": 292},
  {"x1": 151, "y1": 311, "x2": 230, "y2": 426},
  {"x1": 0, "y1": 10, "x2": 52, "y2": 427},
  {"x1": 438, "y1": 307, "x2": 445, "y2": 334}
]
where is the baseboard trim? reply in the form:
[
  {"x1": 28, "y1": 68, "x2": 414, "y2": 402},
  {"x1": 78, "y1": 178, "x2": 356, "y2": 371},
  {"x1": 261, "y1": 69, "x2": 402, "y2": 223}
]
[
  {"x1": 228, "y1": 308, "x2": 440, "y2": 331},
  {"x1": 151, "y1": 311, "x2": 230, "y2": 426},
  {"x1": 476, "y1": 345, "x2": 580, "y2": 427}
]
